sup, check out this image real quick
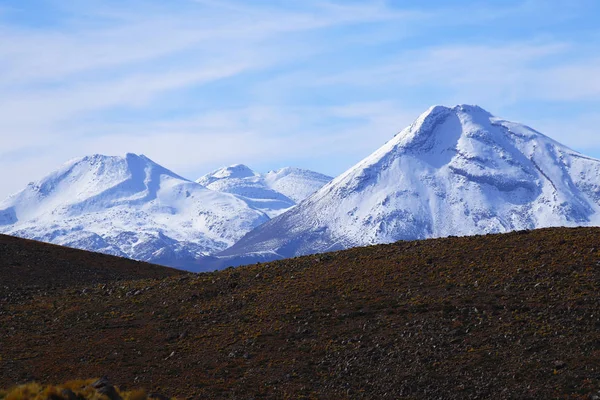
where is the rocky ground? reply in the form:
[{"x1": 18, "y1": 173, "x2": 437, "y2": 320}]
[{"x1": 1, "y1": 228, "x2": 600, "y2": 399}]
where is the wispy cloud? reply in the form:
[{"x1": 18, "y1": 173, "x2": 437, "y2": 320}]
[
  {"x1": 309, "y1": 42, "x2": 578, "y2": 102},
  {"x1": 0, "y1": 0, "x2": 599, "y2": 198}
]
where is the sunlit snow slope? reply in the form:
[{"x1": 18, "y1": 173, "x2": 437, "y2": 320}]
[{"x1": 216, "y1": 105, "x2": 600, "y2": 266}]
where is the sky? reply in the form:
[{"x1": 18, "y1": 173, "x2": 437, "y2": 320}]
[{"x1": 1, "y1": 0, "x2": 600, "y2": 199}]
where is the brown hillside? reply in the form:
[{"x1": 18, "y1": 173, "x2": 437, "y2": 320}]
[
  {"x1": 0, "y1": 234, "x2": 183, "y2": 289},
  {"x1": 2, "y1": 227, "x2": 600, "y2": 399}
]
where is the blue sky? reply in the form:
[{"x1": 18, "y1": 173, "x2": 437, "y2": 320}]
[{"x1": 1, "y1": 0, "x2": 600, "y2": 198}]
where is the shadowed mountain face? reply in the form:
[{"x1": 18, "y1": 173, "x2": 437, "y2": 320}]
[
  {"x1": 214, "y1": 105, "x2": 600, "y2": 268},
  {"x1": 2, "y1": 227, "x2": 600, "y2": 399}
]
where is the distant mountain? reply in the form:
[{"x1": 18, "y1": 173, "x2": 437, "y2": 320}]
[
  {"x1": 197, "y1": 164, "x2": 332, "y2": 217},
  {"x1": 215, "y1": 104, "x2": 600, "y2": 267},
  {"x1": 0, "y1": 153, "x2": 269, "y2": 268}
]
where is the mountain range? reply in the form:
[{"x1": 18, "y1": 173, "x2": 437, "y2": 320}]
[
  {"x1": 0, "y1": 154, "x2": 330, "y2": 269},
  {"x1": 2, "y1": 104, "x2": 600, "y2": 271}
]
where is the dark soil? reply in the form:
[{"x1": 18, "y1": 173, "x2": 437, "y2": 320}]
[{"x1": 2, "y1": 227, "x2": 600, "y2": 399}]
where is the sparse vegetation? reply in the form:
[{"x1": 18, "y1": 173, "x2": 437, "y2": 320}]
[
  {"x1": 2, "y1": 228, "x2": 600, "y2": 398},
  {"x1": 0, "y1": 378, "x2": 166, "y2": 400}
]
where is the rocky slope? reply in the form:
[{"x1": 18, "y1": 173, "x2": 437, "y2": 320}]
[{"x1": 2, "y1": 227, "x2": 600, "y2": 399}]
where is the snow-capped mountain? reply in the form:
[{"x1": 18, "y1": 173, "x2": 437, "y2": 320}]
[
  {"x1": 0, "y1": 153, "x2": 269, "y2": 268},
  {"x1": 215, "y1": 104, "x2": 600, "y2": 266},
  {"x1": 197, "y1": 164, "x2": 332, "y2": 217},
  {"x1": 263, "y1": 167, "x2": 334, "y2": 203}
]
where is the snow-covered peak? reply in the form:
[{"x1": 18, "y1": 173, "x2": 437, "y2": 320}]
[
  {"x1": 218, "y1": 104, "x2": 600, "y2": 266},
  {"x1": 5, "y1": 153, "x2": 190, "y2": 221},
  {"x1": 196, "y1": 165, "x2": 332, "y2": 217},
  {"x1": 326, "y1": 103, "x2": 565, "y2": 199},
  {"x1": 198, "y1": 164, "x2": 258, "y2": 186},
  {"x1": 37, "y1": 153, "x2": 184, "y2": 192},
  {"x1": 263, "y1": 167, "x2": 332, "y2": 203},
  {"x1": 453, "y1": 104, "x2": 492, "y2": 116},
  {"x1": 393, "y1": 104, "x2": 495, "y2": 150},
  {"x1": 265, "y1": 166, "x2": 301, "y2": 176}
]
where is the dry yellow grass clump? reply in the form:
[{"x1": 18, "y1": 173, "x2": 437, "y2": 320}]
[{"x1": 0, "y1": 379, "x2": 167, "y2": 400}]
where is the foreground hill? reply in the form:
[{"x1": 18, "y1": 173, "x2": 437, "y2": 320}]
[
  {"x1": 2, "y1": 227, "x2": 600, "y2": 399},
  {"x1": 219, "y1": 105, "x2": 600, "y2": 266},
  {"x1": 0, "y1": 234, "x2": 182, "y2": 289}
]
